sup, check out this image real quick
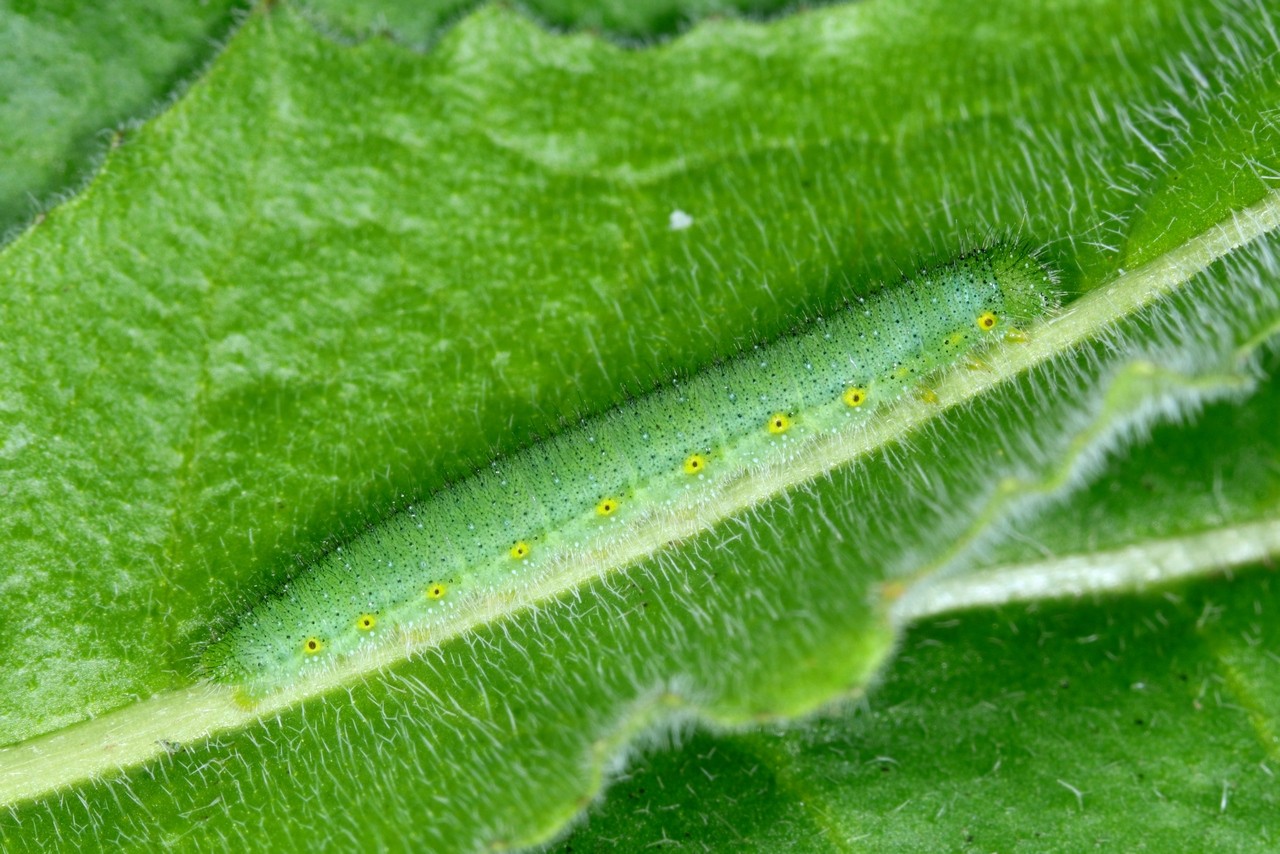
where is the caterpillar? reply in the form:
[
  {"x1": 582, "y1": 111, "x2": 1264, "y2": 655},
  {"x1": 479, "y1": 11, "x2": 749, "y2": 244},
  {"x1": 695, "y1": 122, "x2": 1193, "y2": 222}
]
[{"x1": 203, "y1": 243, "x2": 1058, "y2": 695}]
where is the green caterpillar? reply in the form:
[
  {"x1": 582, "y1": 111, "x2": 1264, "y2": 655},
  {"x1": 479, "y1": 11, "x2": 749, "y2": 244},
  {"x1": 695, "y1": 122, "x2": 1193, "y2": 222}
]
[{"x1": 204, "y1": 243, "x2": 1058, "y2": 695}]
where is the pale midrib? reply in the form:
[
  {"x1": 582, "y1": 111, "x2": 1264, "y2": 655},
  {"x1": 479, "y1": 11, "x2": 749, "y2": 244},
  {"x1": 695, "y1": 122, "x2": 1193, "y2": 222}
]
[
  {"x1": 3, "y1": 190, "x2": 1279, "y2": 807},
  {"x1": 890, "y1": 518, "x2": 1280, "y2": 623}
]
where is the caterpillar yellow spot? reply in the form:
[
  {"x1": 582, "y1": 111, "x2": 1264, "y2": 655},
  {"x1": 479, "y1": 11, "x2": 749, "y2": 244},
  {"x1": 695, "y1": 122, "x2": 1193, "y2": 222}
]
[
  {"x1": 767, "y1": 413, "x2": 792, "y2": 435},
  {"x1": 202, "y1": 242, "x2": 1059, "y2": 695},
  {"x1": 842, "y1": 387, "x2": 867, "y2": 408}
]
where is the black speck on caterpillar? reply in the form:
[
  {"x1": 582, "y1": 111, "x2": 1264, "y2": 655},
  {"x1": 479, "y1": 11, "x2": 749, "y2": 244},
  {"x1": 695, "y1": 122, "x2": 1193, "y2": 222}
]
[{"x1": 202, "y1": 242, "x2": 1059, "y2": 697}]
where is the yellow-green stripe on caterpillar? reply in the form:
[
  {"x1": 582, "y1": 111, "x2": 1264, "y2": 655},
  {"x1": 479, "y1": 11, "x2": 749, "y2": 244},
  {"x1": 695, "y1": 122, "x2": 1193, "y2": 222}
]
[{"x1": 203, "y1": 243, "x2": 1058, "y2": 695}]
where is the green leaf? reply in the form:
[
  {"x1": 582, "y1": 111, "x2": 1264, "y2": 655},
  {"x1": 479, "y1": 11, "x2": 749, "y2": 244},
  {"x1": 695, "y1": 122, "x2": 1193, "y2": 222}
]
[
  {"x1": 298, "y1": 0, "x2": 805, "y2": 44},
  {"x1": 0, "y1": 0, "x2": 247, "y2": 237},
  {"x1": 2, "y1": 0, "x2": 1279, "y2": 850},
  {"x1": 558, "y1": 564, "x2": 1280, "y2": 850}
]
